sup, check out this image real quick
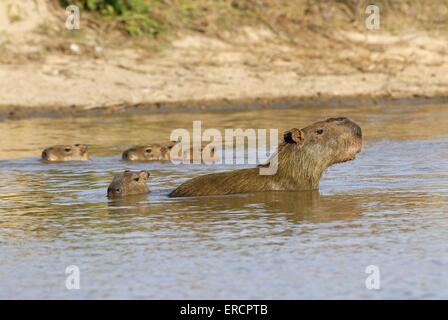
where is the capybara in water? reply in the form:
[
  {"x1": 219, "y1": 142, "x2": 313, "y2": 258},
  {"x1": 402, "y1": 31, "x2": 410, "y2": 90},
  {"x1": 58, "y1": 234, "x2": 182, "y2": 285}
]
[
  {"x1": 41, "y1": 144, "x2": 89, "y2": 162},
  {"x1": 107, "y1": 170, "x2": 150, "y2": 198},
  {"x1": 122, "y1": 141, "x2": 217, "y2": 162},
  {"x1": 169, "y1": 117, "x2": 362, "y2": 197}
]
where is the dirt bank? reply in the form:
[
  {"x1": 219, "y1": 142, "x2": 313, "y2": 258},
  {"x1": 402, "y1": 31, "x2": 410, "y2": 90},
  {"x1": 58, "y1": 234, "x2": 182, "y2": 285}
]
[{"x1": 1, "y1": 1, "x2": 448, "y2": 120}]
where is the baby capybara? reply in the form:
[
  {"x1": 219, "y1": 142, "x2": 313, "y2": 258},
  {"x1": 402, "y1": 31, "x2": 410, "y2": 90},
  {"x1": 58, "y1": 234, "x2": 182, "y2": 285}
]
[
  {"x1": 169, "y1": 117, "x2": 362, "y2": 197},
  {"x1": 122, "y1": 141, "x2": 217, "y2": 162},
  {"x1": 107, "y1": 170, "x2": 150, "y2": 198},
  {"x1": 122, "y1": 142, "x2": 177, "y2": 161},
  {"x1": 41, "y1": 144, "x2": 89, "y2": 162}
]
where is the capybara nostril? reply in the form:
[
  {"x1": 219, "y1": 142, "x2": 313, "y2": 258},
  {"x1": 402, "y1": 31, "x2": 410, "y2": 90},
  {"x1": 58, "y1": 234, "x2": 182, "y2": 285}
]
[{"x1": 122, "y1": 151, "x2": 128, "y2": 160}]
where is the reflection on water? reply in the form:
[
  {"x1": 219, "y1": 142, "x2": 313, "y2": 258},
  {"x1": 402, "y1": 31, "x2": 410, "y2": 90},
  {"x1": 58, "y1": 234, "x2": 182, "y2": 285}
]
[{"x1": 1, "y1": 104, "x2": 448, "y2": 299}]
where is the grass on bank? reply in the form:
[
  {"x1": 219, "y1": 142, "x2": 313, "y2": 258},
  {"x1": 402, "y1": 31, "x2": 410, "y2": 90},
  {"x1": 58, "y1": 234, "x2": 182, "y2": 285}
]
[
  {"x1": 57, "y1": 0, "x2": 448, "y2": 40},
  {"x1": 58, "y1": 0, "x2": 261, "y2": 37}
]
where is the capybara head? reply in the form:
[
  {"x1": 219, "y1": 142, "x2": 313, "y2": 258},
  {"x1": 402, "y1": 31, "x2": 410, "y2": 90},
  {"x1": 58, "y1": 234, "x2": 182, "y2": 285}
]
[
  {"x1": 107, "y1": 170, "x2": 150, "y2": 198},
  {"x1": 122, "y1": 141, "x2": 217, "y2": 162},
  {"x1": 277, "y1": 117, "x2": 362, "y2": 172},
  {"x1": 122, "y1": 142, "x2": 176, "y2": 161},
  {"x1": 41, "y1": 144, "x2": 89, "y2": 162}
]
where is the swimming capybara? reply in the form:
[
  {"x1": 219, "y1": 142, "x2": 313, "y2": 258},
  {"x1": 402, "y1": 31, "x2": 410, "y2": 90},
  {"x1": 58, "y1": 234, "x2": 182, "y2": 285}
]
[
  {"x1": 122, "y1": 141, "x2": 217, "y2": 162},
  {"x1": 107, "y1": 170, "x2": 150, "y2": 198},
  {"x1": 41, "y1": 144, "x2": 89, "y2": 162},
  {"x1": 169, "y1": 117, "x2": 362, "y2": 197}
]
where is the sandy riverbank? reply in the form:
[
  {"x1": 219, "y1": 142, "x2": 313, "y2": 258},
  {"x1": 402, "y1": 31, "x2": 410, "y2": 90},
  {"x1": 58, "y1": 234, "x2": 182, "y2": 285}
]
[{"x1": 1, "y1": 1, "x2": 448, "y2": 120}]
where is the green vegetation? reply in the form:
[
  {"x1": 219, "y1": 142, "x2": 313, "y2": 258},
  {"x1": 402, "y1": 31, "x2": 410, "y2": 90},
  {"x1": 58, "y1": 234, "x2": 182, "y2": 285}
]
[
  {"x1": 58, "y1": 0, "x2": 259, "y2": 37},
  {"x1": 65, "y1": 0, "x2": 149, "y2": 15},
  {"x1": 58, "y1": 0, "x2": 448, "y2": 38},
  {"x1": 59, "y1": 0, "x2": 164, "y2": 36}
]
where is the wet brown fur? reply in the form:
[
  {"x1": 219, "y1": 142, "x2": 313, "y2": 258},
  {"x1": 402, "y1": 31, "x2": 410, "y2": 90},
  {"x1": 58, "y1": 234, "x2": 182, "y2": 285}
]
[
  {"x1": 169, "y1": 117, "x2": 362, "y2": 197},
  {"x1": 107, "y1": 170, "x2": 150, "y2": 198}
]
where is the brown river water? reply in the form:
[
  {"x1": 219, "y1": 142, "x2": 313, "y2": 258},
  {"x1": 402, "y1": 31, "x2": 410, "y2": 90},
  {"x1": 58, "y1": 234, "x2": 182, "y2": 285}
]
[{"x1": 0, "y1": 104, "x2": 448, "y2": 299}]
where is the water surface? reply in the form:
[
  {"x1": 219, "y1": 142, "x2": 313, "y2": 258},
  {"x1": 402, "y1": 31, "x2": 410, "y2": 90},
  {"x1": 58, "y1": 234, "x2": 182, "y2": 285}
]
[{"x1": 1, "y1": 104, "x2": 448, "y2": 299}]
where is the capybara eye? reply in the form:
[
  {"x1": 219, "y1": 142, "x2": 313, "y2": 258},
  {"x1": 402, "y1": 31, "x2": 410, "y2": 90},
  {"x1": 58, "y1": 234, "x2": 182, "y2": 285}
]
[
  {"x1": 134, "y1": 178, "x2": 139, "y2": 182},
  {"x1": 75, "y1": 144, "x2": 80, "y2": 146},
  {"x1": 316, "y1": 129, "x2": 324, "y2": 135},
  {"x1": 116, "y1": 188, "x2": 121, "y2": 193},
  {"x1": 64, "y1": 147, "x2": 71, "y2": 152},
  {"x1": 145, "y1": 148, "x2": 152, "y2": 153}
]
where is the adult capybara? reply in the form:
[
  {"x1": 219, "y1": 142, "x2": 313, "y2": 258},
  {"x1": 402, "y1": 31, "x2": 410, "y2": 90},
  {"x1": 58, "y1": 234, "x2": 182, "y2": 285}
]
[
  {"x1": 41, "y1": 144, "x2": 89, "y2": 162},
  {"x1": 107, "y1": 170, "x2": 150, "y2": 198},
  {"x1": 122, "y1": 141, "x2": 217, "y2": 162},
  {"x1": 169, "y1": 117, "x2": 362, "y2": 197}
]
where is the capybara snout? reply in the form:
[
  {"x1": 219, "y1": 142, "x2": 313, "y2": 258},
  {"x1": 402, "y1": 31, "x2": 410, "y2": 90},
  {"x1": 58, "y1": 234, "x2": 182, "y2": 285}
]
[
  {"x1": 326, "y1": 117, "x2": 362, "y2": 138},
  {"x1": 351, "y1": 121, "x2": 363, "y2": 139}
]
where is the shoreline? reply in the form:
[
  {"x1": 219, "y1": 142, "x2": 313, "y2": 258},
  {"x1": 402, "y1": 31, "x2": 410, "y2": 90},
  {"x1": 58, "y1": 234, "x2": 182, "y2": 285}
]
[{"x1": 2, "y1": 94, "x2": 448, "y2": 121}]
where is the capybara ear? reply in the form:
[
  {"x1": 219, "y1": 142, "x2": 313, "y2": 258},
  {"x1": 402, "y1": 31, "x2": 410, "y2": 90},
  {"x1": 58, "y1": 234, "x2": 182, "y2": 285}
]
[
  {"x1": 167, "y1": 141, "x2": 178, "y2": 149},
  {"x1": 138, "y1": 170, "x2": 150, "y2": 180},
  {"x1": 283, "y1": 128, "x2": 304, "y2": 145}
]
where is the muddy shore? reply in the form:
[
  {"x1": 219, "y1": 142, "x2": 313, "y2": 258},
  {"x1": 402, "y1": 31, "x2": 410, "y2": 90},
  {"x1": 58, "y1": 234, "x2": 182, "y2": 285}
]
[
  {"x1": 1, "y1": 2, "x2": 448, "y2": 121},
  {"x1": 2, "y1": 30, "x2": 448, "y2": 121},
  {"x1": 2, "y1": 29, "x2": 448, "y2": 121}
]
